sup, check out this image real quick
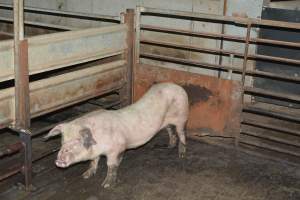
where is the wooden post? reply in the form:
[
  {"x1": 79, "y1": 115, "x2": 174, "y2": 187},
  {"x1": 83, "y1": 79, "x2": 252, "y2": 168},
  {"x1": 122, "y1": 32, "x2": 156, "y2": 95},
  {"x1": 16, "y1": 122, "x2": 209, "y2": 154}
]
[{"x1": 13, "y1": 0, "x2": 32, "y2": 191}]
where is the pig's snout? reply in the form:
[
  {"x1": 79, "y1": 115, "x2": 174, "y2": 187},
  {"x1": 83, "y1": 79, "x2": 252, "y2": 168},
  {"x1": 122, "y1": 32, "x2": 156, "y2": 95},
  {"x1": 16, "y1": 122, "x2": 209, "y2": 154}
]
[
  {"x1": 55, "y1": 159, "x2": 69, "y2": 168},
  {"x1": 56, "y1": 150, "x2": 75, "y2": 168}
]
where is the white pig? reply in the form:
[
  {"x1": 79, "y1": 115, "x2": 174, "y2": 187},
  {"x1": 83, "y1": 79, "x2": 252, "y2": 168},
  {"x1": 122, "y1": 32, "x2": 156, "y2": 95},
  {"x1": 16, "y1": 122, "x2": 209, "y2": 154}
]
[{"x1": 44, "y1": 82, "x2": 189, "y2": 188}]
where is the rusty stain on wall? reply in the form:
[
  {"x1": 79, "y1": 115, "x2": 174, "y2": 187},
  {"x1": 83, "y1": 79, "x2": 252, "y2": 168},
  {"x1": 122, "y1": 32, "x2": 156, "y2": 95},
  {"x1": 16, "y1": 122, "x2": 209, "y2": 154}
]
[{"x1": 182, "y1": 84, "x2": 213, "y2": 106}]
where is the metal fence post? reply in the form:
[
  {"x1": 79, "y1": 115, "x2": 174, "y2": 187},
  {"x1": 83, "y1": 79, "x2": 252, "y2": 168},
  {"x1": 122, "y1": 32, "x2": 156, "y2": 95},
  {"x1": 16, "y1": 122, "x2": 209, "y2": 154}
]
[
  {"x1": 121, "y1": 9, "x2": 135, "y2": 105},
  {"x1": 236, "y1": 22, "x2": 252, "y2": 147},
  {"x1": 13, "y1": 0, "x2": 32, "y2": 191}
]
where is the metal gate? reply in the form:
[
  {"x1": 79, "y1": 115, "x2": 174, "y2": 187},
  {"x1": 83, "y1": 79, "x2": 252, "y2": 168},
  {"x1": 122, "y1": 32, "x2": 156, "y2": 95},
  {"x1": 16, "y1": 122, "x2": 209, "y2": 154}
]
[{"x1": 133, "y1": 6, "x2": 300, "y2": 162}]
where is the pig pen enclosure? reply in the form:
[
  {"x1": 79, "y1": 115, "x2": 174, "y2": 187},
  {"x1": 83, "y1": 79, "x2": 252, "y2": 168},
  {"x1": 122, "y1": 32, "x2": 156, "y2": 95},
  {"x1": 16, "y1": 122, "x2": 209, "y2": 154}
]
[{"x1": 0, "y1": 1, "x2": 300, "y2": 200}]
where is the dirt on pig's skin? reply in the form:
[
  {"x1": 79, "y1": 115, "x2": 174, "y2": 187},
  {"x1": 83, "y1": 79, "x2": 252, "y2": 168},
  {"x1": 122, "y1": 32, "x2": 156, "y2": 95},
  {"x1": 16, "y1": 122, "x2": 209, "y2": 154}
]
[{"x1": 1, "y1": 132, "x2": 300, "y2": 200}]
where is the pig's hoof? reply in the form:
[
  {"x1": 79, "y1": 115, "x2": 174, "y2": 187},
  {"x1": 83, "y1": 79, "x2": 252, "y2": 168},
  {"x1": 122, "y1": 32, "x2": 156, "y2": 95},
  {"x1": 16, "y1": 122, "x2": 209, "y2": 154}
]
[
  {"x1": 101, "y1": 181, "x2": 116, "y2": 189},
  {"x1": 82, "y1": 169, "x2": 96, "y2": 179},
  {"x1": 168, "y1": 141, "x2": 177, "y2": 149},
  {"x1": 179, "y1": 151, "x2": 186, "y2": 159},
  {"x1": 101, "y1": 178, "x2": 117, "y2": 189}
]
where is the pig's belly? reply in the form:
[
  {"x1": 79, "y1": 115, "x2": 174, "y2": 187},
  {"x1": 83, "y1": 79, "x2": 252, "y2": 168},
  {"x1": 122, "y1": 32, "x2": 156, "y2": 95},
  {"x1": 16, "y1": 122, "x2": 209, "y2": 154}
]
[
  {"x1": 125, "y1": 129, "x2": 160, "y2": 149},
  {"x1": 122, "y1": 111, "x2": 166, "y2": 149}
]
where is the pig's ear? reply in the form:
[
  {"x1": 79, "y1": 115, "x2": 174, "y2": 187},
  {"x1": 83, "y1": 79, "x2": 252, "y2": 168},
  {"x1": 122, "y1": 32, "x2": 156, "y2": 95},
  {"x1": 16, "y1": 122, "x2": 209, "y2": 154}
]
[
  {"x1": 44, "y1": 124, "x2": 64, "y2": 141},
  {"x1": 79, "y1": 127, "x2": 97, "y2": 149}
]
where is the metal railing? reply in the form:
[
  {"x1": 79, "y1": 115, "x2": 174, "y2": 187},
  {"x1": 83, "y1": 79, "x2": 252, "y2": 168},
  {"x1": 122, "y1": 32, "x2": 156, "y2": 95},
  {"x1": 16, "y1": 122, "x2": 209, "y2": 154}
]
[
  {"x1": 0, "y1": 1, "x2": 134, "y2": 191},
  {"x1": 0, "y1": 3, "x2": 120, "y2": 31},
  {"x1": 135, "y1": 6, "x2": 300, "y2": 159}
]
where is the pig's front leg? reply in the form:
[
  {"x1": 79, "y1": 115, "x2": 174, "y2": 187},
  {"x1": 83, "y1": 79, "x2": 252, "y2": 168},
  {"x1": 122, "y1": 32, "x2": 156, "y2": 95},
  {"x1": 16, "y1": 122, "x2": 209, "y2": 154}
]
[
  {"x1": 82, "y1": 156, "x2": 100, "y2": 179},
  {"x1": 102, "y1": 152, "x2": 124, "y2": 188}
]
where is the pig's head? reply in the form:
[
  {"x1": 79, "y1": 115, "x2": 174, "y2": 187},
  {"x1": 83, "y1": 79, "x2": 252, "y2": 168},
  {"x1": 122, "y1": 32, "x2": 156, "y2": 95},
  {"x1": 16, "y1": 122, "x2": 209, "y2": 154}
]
[{"x1": 44, "y1": 123, "x2": 97, "y2": 168}]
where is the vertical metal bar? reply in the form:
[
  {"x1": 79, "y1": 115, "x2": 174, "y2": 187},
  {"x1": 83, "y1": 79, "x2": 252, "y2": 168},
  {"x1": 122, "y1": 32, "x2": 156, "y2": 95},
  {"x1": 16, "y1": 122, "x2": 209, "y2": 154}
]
[
  {"x1": 135, "y1": 6, "x2": 142, "y2": 64},
  {"x1": 14, "y1": 0, "x2": 30, "y2": 128},
  {"x1": 236, "y1": 22, "x2": 252, "y2": 147},
  {"x1": 20, "y1": 129, "x2": 32, "y2": 191},
  {"x1": 241, "y1": 22, "x2": 252, "y2": 91},
  {"x1": 120, "y1": 9, "x2": 135, "y2": 106},
  {"x1": 227, "y1": 54, "x2": 234, "y2": 80},
  {"x1": 13, "y1": 0, "x2": 32, "y2": 191},
  {"x1": 124, "y1": 9, "x2": 135, "y2": 104},
  {"x1": 217, "y1": 0, "x2": 227, "y2": 78}
]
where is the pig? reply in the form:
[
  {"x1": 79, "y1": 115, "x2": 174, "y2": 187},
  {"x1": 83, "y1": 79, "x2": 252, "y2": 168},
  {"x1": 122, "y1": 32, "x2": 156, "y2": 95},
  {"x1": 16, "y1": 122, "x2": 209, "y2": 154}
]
[{"x1": 44, "y1": 82, "x2": 189, "y2": 188}]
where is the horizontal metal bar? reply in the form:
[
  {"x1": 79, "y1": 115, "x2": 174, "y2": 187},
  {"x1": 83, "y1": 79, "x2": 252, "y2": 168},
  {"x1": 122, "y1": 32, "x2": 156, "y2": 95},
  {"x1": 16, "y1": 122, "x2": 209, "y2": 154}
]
[
  {"x1": 0, "y1": 142, "x2": 23, "y2": 158},
  {"x1": 32, "y1": 147, "x2": 60, "y2": 163},
  {"x1": 252, "y1": 53, "x2": 300, "y2": 65},
  {"x1": 31, "y1": 123, "x2": 60, "y2": 138},
  {"x1": 0, "y1": 165, "x2": 22, "y2": 182},
  {"x1": 141, "y1": 25, "x2": 300, "y2": 49},
  {"x1": 0, "y1": 24, "x2": 127, "y2": 82},
  {"x1": 244, "y1": 86, "x2": 300, "y2": 102},
  {"x1": 240, "y1": 137, "x2": 300, "y2": 157},
  {"x1": 253, "y1": 37, "x2": 300, "y2": 49},
  {"x1": 141, "y1": 38, "x2": 245, "y2": 57},
  {"x1": 242, "y1": 119, "x2": 300, "y2": 137},
  {"x1": 140, "y1": 52, "x2": 300, "y2": 82},
  {"x1": 0, "y1": 146, "x2": 58, "y2": 182},
  {"x1": 141, "y1": 24, "x2": 246, "y2": 42},
  {"x1": 245, "y1": 70, "x2": 300, "y2": 82},
  {"x1": 242, "y1": 127, "x2": 300, "y2": 147},
  {"x1": 0, "y1": 16, "x2": 77, "y2": 31},
  {"x1": 0, "y1": 31, "x2": 14, "y2": 37},
  {"x1": 142, "y1": 38, "x2": 300, "y2": 67},
  {"x1": 140, "y1": 6, "x2": 300, "y2": 30},
  {"x1": 87, "y1": 100, "x2": 121, "y2": 109},
  {"x1": 0, "y1": 3, "x2": 120, "y2": 23},
  {"x1": 141, "y1": 52, "x2": 239, "y2": 72},
  {"x1": 243, "y1": 104, "x2": 300, "y2": 123},
  {"x1": 0, "y1": 60, "x2": 126, "y2": 127}
]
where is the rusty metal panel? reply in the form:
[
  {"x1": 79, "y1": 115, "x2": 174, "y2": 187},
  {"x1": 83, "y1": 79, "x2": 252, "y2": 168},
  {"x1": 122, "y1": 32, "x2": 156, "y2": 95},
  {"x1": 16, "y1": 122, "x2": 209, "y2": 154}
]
[
  {"x1": 134, "y1": 64, "x2": 242, "y2": 137},
  {"x1": 0, "y1": 60, "x2": 126, "y2": 128},
  {"x1": 0, "y1": 24, "x2": 127, "y2": 82}
]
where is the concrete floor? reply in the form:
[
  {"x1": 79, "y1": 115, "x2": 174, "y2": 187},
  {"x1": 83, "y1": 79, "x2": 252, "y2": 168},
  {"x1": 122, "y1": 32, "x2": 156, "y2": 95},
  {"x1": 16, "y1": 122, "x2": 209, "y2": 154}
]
[{"x1": 0, "y1": 131, "x2": 299, "y2": 200}]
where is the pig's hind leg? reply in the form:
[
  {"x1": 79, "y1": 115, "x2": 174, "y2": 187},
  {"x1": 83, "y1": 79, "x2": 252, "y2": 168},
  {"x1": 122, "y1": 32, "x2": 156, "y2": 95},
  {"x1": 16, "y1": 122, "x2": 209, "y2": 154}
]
[
  {"x1": 176, "y1": 123, "x2": 187, "y2": 159},
  {"x1": 166, "y1": 125, "x2": 177, "y2": 148},
  {"x1": 102, "y1": 152, "x2": 124, "y2": 188},
  {"x1": 82, "y1": 156, "x2": 100, "y2": 179}
]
